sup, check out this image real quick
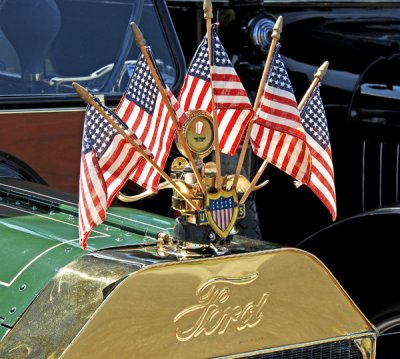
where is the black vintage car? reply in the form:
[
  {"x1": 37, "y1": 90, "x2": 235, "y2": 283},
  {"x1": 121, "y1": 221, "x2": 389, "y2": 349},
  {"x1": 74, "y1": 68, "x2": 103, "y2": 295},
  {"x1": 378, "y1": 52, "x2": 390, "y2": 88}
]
[
  {"x1": 0, "y1": 0, "x2": 399, "y2": 357},
  {"x1": 167, "y1": 0, "x2": 400, "y2": 352}
]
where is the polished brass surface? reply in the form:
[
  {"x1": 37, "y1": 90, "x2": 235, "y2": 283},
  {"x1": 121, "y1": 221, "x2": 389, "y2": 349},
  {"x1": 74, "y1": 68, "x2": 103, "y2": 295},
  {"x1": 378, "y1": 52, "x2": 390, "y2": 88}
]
[
  {"x1": 171, "y1": 157, "x2": 189, "y2": 172},
  {"x1": 0, "y1": 254, "x2": 143, "y2": 359},
  {"x1": 176, "y1": 109, "x2": 214, "y2": 158},
  {"x1": 214, "y1": 333, "x2": 376, "y2": 358},
  {"x1": 224, "y1": 175, "x2": 251, "y2": 195},
  {"x1": 60, "y1": 248, "x2": 377, "y2": 359},
  {"x1": 356, "y1": 336, "x2": 376, "y2": 359},
  {"x1": 171, "y1": 195, "x2": 203, "y2": 213}
]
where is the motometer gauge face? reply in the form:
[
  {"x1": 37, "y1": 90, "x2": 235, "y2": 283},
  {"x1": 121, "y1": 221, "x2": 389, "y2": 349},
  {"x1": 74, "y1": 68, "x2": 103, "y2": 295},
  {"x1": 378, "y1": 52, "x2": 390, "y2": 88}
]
[{"x1": 177, "y1": 110, "x2": 214, "y2": 158}]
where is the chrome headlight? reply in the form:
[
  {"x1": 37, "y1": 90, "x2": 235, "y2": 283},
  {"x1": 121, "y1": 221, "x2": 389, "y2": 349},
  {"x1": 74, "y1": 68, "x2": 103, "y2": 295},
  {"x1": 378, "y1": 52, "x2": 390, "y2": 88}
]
[{"x1": 248, "y1": 15, "x2": 276, "y2": 53}]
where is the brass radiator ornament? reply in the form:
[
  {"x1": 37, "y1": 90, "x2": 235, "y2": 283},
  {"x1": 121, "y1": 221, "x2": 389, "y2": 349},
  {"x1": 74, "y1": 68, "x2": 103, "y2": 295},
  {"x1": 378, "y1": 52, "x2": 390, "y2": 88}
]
[
  {"x1": 171, "y1": 109, "x2": 247, "y2": 245},
  {"x1": 118, "y1": 106, "x2": 250, "y2": 256},
  {"x1": 113, "y1": 8, "x2": 332, "y2": 258}
]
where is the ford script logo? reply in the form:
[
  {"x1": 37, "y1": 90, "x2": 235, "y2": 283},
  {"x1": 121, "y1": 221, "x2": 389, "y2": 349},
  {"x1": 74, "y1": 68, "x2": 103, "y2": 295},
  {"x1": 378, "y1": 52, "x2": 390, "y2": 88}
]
[{"x1": 174, "y1": 273, "x2": 270, "y2": 341}]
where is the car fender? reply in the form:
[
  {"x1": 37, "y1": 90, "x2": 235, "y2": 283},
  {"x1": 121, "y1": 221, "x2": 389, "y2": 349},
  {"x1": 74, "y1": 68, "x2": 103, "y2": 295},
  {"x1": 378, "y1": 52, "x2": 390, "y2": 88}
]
[
  {"x1": 296, "y1": 207, "x2": 400, "y2": 323},
  {"x1": 0, "y1": 151, "x2": 47, "y2": 184}
]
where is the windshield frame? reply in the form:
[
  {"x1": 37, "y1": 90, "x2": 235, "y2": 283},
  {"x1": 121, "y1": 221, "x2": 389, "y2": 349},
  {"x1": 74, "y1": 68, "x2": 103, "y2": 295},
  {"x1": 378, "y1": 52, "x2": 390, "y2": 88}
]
[{"x1": 0, "y1": 0, "x2": 186, "y2": 108}]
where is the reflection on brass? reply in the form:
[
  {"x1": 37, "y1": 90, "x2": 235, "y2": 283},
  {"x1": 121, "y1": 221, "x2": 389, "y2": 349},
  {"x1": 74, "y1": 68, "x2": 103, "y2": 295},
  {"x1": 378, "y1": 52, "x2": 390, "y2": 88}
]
[
  {"x1": 217, "y1": 334, "x2": 376, "y2": 359},
  {"x1": 60, "y1": 248, "x2": 377, "y2": 359},
  {"x1": 171, "y1": 196, "x2": 202, "y2": 211},
  {"x1": 0, "y1": 254, "x2": 142, "y2": 359},
  {"x1": 157, "y1": 232, "x2": 175, "y2": 257},
  {"x1": 173, "y1": 179, "x2": 194, "y2": 197},
  {"x1": 171, "y1": 157, "x2": 189, "y2": 172},
  {"x1": 174, "y1": 273, "x2": 270, "y2": 341},
  {"x1": 204, "y1": 161, "x2": 216, "y2": 175},
  {"x1": 224, "y1": 175, "x2": 251, "y2": 194},
  {"x1": 356, "y1": 337, "x2": 376, "y2": 359},
  {"x1": 176, "y1": 109, "x2": 214, "y2": 159}
]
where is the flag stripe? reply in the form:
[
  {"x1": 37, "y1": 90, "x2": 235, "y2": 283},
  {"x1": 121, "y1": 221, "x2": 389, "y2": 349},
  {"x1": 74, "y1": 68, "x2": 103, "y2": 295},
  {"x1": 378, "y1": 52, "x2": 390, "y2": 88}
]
[
  {"x1": 250, "y1": 45, "x2": 311, "y2": 185},
  {"x1": 300, "y1": 84, "x2": 336, "y2": 220},
  {"x1": 80, "y1": 152, "x2": 106, "y2": 229},
  {"x1": 178, "y1": 24, "x2": 254, "y2": 155},
  {"x1": 251, "y1": 124, "x2": 310, "y2": 183},
  {"x1": 78, "y1": 101, "x2": 145, "y2": 249},
  {"x1": 115, "y1": 50, "x2": 178, "y2": 192}
]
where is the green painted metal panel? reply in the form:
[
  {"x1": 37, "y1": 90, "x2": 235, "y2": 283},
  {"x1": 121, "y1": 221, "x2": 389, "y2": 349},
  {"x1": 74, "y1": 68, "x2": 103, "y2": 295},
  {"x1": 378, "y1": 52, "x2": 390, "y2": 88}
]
[
  {"x1": 0, "y1": 325, "x2": 9, "y2": 342},
  {"x1": 0, "y1": 182, "x2": 175, "y2": 329}
]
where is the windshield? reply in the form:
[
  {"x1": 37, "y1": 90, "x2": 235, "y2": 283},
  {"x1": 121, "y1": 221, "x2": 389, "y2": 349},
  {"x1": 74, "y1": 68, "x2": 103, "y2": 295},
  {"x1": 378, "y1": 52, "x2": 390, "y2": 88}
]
[{"x1": 0, "y1": 0, "x2": 181, "y2": 100}]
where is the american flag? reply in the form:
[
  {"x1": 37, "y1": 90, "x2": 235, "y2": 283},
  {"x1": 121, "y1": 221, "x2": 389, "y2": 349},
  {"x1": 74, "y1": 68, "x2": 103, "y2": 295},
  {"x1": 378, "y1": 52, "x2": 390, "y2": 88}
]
[
  {"x1": 116, "y1": 48, "x2": 182, "y2": 192},
  {"x1": 250, "y1": 44, "x2": 311, "y2": 185},
  {"x1": 78, "y1": 99, "x2": 150, "y2": 250},
  {"x1": 209, "y1": 196, "x2": 235, "y2": 232},
  {"x1": 179, "y1": 24, "x2": 253, "y2": 155},
  {"x1": 300, "y1": 84, "x2": 337, "y2": 220}
]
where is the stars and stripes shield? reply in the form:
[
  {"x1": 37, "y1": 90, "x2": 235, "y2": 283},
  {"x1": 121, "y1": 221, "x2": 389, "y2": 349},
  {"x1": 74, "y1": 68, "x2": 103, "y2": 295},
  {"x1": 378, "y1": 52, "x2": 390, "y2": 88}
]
[{"x1": 205, "y1": 189, "x2": 239, "y2": 239}]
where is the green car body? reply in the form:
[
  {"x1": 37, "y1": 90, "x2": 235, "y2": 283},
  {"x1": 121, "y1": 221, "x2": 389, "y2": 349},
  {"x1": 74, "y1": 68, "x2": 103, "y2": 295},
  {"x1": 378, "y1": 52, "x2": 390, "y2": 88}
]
[{"x1": 0, "y1": 180, "x2": 174, "y2": 337}]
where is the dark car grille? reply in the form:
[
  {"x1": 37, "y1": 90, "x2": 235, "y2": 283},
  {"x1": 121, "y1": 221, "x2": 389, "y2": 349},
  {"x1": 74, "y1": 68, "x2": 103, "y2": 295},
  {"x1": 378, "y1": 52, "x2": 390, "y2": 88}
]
[{"x1": 241, "y1": 339, "x2": 362, "y2": 358}]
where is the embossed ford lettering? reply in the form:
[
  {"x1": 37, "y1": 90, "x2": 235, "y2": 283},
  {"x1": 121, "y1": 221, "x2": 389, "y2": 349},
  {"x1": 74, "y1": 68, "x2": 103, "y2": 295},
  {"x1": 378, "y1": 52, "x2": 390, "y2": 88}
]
[{"x1": 174, "y1": 274, "x2": 270, "y2": 341}]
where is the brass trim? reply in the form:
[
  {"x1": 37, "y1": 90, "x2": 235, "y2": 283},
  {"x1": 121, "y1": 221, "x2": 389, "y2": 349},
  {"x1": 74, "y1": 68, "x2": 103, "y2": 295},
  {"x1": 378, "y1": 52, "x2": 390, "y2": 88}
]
[
  {"x1": 214, "y1": 333, "x2": 377, "y2": 358},
  {"x1": 205, "y1": 189, "x2": 239, "y2": 238},
  {"x1": 176, "y1": 109, "x2": 214, "y2": 158},
  {"x1": 172, "y1": 196, "x2": 203, "y2": 212},
  {"x1": 60, "y1": 248, "x2": 377, "y2": 359},
  {"x1": 356, "y1": 336, "x2": 376, "y2": 359}
]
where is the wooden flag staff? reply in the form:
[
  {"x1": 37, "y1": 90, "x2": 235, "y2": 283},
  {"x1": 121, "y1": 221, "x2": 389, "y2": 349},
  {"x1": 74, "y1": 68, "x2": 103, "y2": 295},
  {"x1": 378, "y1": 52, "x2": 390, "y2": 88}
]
[
  {"x1": 232, "y1": 16, "x2": 283, "y2": 191},
  {"x1": 204, "y1": 0, "x2": 222, "y2": 191},
  {"x1": 130, "y1": 22, "x2": 206, "y2": 196},
  {"x1": 238, "y1": 61, "x2": 330, "y2": 205},
  {"x1": 72, "y1": 82, "x2": 200, "y2": 211},
  {"x1": 298, "y1": 61, "x2": 329, "y2": 111}
]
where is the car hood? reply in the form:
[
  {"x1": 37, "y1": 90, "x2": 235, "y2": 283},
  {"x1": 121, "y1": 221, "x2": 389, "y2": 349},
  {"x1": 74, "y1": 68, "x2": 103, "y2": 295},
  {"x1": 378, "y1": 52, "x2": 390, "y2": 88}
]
[{"x1": 0, "y1": 179, "x2": 174, "y2": 331}]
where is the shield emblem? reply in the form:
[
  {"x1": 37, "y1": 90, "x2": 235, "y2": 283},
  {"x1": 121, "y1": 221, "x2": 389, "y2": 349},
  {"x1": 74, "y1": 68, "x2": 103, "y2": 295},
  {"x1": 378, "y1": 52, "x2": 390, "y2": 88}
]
[{"x1": 205, "y1": 189, "x2": 238, "y2": 239}]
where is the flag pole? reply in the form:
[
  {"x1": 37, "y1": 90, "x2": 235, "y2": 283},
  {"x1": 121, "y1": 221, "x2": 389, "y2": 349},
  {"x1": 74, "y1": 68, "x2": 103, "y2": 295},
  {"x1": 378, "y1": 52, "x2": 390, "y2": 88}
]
[
  {"x1": 72, "y1": 82, "x2": 200, "y2": 211},
  {"x1": 204, "y1": 0, "x2": 222, "y2": 190},
  {"x1": 239, "y1": 61, "x2": 329, "y2": 205},
  {"x1": 239, "y1": 160, "x2": 269, "y2": 204},
  {"x1": 298, "y1": 61, "x2": 329, "y2": 111},
  {"x1": 130, "y1": 22, "x2": 207, "y2": 196},
  {"x1": 233, "y1": 16, "x2": 283, "y2": 190}
]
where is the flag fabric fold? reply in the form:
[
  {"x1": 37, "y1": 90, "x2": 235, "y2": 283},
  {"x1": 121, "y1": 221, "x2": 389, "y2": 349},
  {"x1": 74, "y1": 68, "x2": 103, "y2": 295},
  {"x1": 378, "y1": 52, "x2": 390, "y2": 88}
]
[
  {"x1": 250, "y1": 44, "x2": 312, "y2": 185},
  {"x1": 78, "y1": 98, "x2": 150, "y2": 250},
  {"x1": 178, "y1": 24, "x2": 253, "y2": 155},
  {"x1": 300, "y1": 84, "x2": 337, "y2": 220},
  {"x1": 116, "y1": 48, "x2": 181, "y2": 192}
]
